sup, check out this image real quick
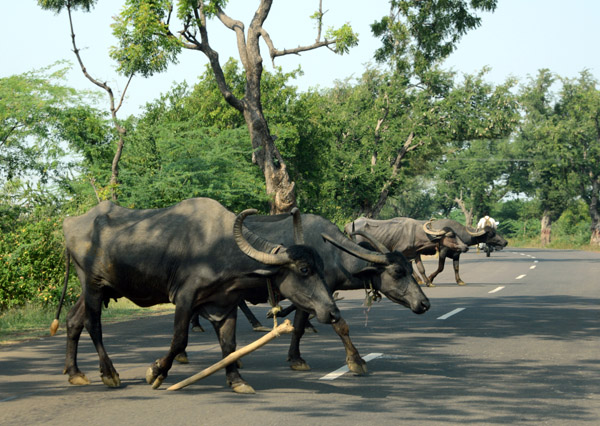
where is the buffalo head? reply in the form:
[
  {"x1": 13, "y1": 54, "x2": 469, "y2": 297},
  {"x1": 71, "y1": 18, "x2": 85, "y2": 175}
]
[
  {"x1": 322, "y1": 231, "x2": 430, "y2": 315},
  {"x1": 234, "y1": 209, "x2": 340, "y2": 324},
  {"x1": 424, "y1": 221, "x2": 469, "y2": 253}
]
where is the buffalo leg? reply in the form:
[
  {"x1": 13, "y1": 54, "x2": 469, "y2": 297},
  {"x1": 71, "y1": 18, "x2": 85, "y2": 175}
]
[
  {"x1": 211, "y1": 309, "x2": 255, "y2": 394},
  {"x1": 331, "y1": 317, "x2": 367, "y2": 375},
  {"x1": 414, "y1": 255, "x2": 434, "y2": 287},
  {"x1": 63, "y1": 295, "x2": 91, "y2": 385},
  {"x1": 428, "y1": 248, "x2": 448, "y2": 284},
  {"x1": 287, "y1": 309, "x2": 311, "y2": 370},
  {"x1": 83, "y1": 286, "x2": 121, "y2": 387},
  {"x1": 190, "y1": 311, "x2": 205, "y2": 332},
  {"x1": 239, "y1": 300, "x2": 270, "y2": 332},
  {"x1": 452, "y1": 253, "x2": 466, "y2": 285},
  {"x1": 269, "y1": 304, "x2": 317, "y2": 332},
  {"x1": 146, "y1": 299, "x2": 194, "y2": 389}
]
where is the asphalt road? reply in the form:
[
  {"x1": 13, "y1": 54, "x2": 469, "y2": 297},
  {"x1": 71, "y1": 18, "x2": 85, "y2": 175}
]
[{"x1": 1, "y1": 248, "x2": 599, "y2": 425}]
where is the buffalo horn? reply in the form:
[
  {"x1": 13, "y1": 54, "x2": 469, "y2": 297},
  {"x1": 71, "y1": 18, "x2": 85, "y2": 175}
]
[
  {"x1": 350, "y1": 230, "x2": 390, "y2": 254},
  {"x1": 234, "y1": 209, "x2": 289, "y2": 265},
  {"x1": 422, "y1": 220, "x2": 446, "y2": 237},
  {"x1": 466, "y1": 227, "x2": 486, "y2": 237},
  {"x1": 321, "y1": 233, "x2": 389, "y2": 265},
  {"x1": 290, "y1": 207, "x2": 305, "y2": 244}
]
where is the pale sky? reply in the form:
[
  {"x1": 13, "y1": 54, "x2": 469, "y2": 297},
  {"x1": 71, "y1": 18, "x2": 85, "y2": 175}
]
[{"x1": 2, "y1": 1, "x2": 599, "y2": 116}]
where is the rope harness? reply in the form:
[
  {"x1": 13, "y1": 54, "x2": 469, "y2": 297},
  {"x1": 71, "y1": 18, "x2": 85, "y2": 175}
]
[
  {"x1": 266, "y1": 245, "x2": 284, "y2": 334},
  {"x1": 363, "y1": 278, "x2": 382, "y2": 309}
]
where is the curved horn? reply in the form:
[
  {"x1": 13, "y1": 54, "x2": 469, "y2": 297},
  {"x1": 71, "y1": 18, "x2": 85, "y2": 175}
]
[
  {"x1": 350, "y1": 230, "x2": 390, "y2": 254},
  {"x1": 290, "y1": 207, "x2": 304, "y2": 245},
  {"x1": 321, "y1": 233, "x2": 389, "y2": 265},
  {"x1": 423, "y1": 220, "x2": 446, "y2": 237},
  {"x1": 466, "y1": 226, "x2": 486, "y2": 237},
  {"x1": 350, "y1": 222, "x2": 357, "y2": 243},
  {"x1": 234, "y1": 209, "x2": 289, "y2": 265}
]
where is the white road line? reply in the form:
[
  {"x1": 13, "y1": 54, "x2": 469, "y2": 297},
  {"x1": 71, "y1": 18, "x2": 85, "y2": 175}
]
[
  {"x1": 437, "y1": 308, "x2": 465, "y2": 320},
  {"x1": 516, "y1": 274, "x2": 526, "y2": 280},
  {"x1": 488, "y1": 286, "x2": 505, "y2": 294},
  {"x1": 534, "y1": 260, "x2": 539, "y2": 263},
  {"x1": 530, "y1": 265, "x2": 536, "y2": 270},
  {"x1": 319, "y1": 352, "x2": 383, "y2": 381}
]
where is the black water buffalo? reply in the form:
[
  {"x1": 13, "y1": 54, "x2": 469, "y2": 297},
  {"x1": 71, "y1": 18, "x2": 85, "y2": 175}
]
[
  {"x1": 52, "y1": 198, "x2": 340, "y2": 394},
  {"x1": 345, "y1": 217, "x2": 469, "y2": 287},
  {"x1": 426, "y1": 219, "x2": 508, "y2": 285},
  {"x1": 245, "y1": 211, "x2": 431, "y2": 373}
]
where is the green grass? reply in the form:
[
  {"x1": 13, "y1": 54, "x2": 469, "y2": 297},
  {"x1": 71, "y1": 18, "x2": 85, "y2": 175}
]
[{"x1": 0, "y1": 299, "x2": 173, "y2": 345}]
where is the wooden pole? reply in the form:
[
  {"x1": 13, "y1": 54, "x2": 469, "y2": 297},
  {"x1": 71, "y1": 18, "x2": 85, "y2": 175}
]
[{"x1": 167, "y1": 319, "x2": 294, "y2": 391}]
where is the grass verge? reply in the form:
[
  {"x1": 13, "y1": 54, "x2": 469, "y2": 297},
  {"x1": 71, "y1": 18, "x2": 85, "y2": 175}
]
[{"x1": 0, "y1": 299, "x2": 174, "y2": 345}]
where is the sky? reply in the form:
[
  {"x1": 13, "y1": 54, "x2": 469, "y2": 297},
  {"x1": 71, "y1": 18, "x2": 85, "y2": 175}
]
[{"x1": 2, "y1": 1, "x2": 600, "y2": 117}]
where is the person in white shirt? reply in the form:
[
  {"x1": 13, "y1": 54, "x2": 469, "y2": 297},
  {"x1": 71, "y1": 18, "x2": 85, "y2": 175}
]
[
  {"x1": 476, "y1": 214, "x2": 499, "y2": 254},
  {"x1": 477, "y1": 214, "x2": 499, "y2": 230}
]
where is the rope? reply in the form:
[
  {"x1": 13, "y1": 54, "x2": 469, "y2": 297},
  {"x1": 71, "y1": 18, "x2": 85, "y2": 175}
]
[{"x1": 267, "y1": 245, "x2": 284, "y2": 334}]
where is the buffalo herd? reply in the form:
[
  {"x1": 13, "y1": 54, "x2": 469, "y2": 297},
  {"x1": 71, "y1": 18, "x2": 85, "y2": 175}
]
[{"x1": 51, "y1": 198, "x2": 507, "y2": 393}]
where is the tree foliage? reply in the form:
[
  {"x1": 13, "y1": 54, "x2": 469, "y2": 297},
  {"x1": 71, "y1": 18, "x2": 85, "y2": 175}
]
[
  {"x1": 0, "y1": 63, "x2": 84, "y2": 184},
  {"x1": 371, "y1": 0, "x2": 497, "y2": 76}
]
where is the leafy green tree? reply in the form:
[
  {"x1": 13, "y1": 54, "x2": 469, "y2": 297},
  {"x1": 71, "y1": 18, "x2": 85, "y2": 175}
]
[
  {"x1": 371, "y1": 0, "x2": 498, "y2": 76},
  {"x1": 516, "y1": 70, "x2": 581, "y2": 245},
  {"x1": 109, "y1": 0, "x2": 358, "y2": 213},
  {"x1": 553, "y1": 71, "x2": 600, "y2": 245},
  {"x1": 1, "y1": 63, "x2": 79, "y2": 185},
  {"x1": 319, "y1": 0, "x2": 503, "y2": 219},
  {"x1": 39, "y1": 0, "x2": 135, "y2": 201}
]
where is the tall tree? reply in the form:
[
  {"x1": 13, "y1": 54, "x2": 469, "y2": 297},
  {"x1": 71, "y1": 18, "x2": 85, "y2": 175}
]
[
  {"x1": 554, "y1": 71, "x2": 600, "y2": 245},
  {"x1": 336, "y1": 0, "x2": 502, "y2": 218},
  {"x1": 371, "y1": 0, "x2": 498, "y2": 76},
  {"x1": 516, "y1": 70, "x2": 579, "y2": 245},
  {"x1": 39, "y1": 0, "x2": 134, "y2": 202},
  {"x1": 110, "y1": 0, "x2": 358, "y2": 214},
  {"x1": 0, "y1": 63, "x2": 105, "y2": 193}
]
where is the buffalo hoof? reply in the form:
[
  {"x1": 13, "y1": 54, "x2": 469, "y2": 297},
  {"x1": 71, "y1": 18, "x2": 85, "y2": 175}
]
[
  {"x1": 191, "y1": 325, "x2": 205, "y2": 332},
  {"x1": 289, "y1": 359, "x2": 311, "y2": 371},
  {"x1": 457, "y1": 280, "x2": 466, "y2": 286},
  {"x1": 145, "y1": 367, "x2": 165, "y2": 389},
  {"x1": 425, "y1": 283, "x2": 436, "y2": 287},
  {"x1": 68, "y1": 373, "x2": 91, "y2": 386},
  {"x1": 232, "y1": 382, "x2": 256, "y2": 394},
  {"x1": 348, "y1": 359, "x2": 368, "y2": 375},
  {"x1": 252, "y1": 325, "x2": 272, "y2": 332},
  {"x1": 101, "y1": 373, "x2": 121, "y2": 388},
  {"x1": 174, "y1": 352, "x2": 189, "y2": 364}
]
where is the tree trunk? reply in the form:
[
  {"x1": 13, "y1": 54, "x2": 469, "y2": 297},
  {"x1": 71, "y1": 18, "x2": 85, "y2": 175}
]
[
  {"x1": 361, "y1": 132, "x2": 421, "y2": 218},
  {"x1": 243, "y1": 103, "x2": 296, "y2": 214},
  {"x1": 540, "y1": 212, "x2": 552, "y2": 246},
  {"x1": 454, "y1": 191, "x2": 474, "y2": 227},
  {"x1": 589, "y1": 181, "x2": 600, "y2": 246}
]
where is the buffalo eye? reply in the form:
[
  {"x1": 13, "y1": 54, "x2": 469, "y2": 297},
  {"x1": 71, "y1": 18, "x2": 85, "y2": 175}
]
[
  {"x1": 394, "y1": 267, "x2": 407, "y2": 278},
  {"x1": 299, "y1": 265, "x2": 310, "y2": 275}
]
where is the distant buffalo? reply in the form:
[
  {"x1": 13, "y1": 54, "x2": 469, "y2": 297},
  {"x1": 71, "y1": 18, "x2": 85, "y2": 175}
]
[{"x1": 345, "y1": 217, "x2": 469, "y2": 286}]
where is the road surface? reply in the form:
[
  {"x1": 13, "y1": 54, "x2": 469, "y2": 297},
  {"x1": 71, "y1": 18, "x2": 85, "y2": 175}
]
[{"x1": 1, "y1": 248, "x2": 599, "y2": 425}]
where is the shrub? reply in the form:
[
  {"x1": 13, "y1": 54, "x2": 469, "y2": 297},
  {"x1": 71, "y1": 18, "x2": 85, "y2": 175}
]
[{"x1": 0, "y1": 207, "x2": 79, "y2": 310}]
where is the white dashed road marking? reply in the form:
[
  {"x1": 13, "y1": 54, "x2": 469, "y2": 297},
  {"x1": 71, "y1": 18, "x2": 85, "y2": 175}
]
[
  {"x1": 319, "y1": 352, "x2": 383, "y2": 381},
  {"x1": 488, "y1": 286, "x2": 505, "y2": 294},
  {"x1": 516, "y1": 274, "x2": 526, "y2": 280},
  {"x1": 437, "y1": 308, "x2": 465, "y2": 320}
]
